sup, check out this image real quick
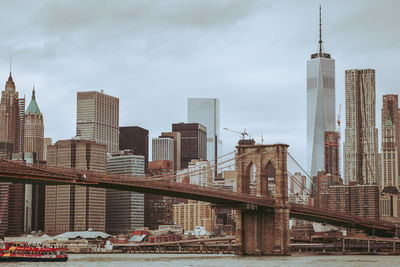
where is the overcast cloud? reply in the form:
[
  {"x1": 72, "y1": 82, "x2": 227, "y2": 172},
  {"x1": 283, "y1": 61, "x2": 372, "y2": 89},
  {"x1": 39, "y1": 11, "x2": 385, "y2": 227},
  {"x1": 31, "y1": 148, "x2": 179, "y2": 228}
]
[{"x1": 1, "y1": 0, "x2": 399, "y2": 168}]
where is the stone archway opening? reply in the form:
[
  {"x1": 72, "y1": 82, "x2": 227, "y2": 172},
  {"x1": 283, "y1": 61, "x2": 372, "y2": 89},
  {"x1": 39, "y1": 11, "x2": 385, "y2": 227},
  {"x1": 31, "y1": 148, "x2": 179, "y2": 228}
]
[
  {"x1": 243, "y1": 162, "x2": 254, "y2": 194},
  {"x1": 261, "y1": 161, "x2": 276, "y2": 197}
]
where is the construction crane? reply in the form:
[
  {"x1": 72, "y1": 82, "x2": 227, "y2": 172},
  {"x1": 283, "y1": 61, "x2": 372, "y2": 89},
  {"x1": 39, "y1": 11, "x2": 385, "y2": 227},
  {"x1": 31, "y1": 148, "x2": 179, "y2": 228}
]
[
  {"x1": 223, "y1": 128, "x2": 248, "y2": 139},
  {"x1": 337, "y1": 104, "x2": 342, "y2": 177},
  {"x1": 337, "y1": 104, "x2": 341, "y2": 132}
]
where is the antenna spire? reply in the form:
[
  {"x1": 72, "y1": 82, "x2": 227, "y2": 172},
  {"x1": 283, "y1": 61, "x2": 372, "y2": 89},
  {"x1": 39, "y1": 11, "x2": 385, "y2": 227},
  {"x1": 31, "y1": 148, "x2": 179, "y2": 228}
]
[
  {"x1": 319, "y1": 5, "x2": 323, "y2": 54},
  {"x1": 9, "y1": 56, "x2": 12, "y2": 76}
]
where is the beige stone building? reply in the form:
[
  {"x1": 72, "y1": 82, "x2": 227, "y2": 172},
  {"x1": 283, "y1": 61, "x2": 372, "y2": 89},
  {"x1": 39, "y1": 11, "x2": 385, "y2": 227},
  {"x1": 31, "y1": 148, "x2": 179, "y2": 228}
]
[
  {"x1": 344, "y1": 69, "x2": 379, "y2": 185},
  {"x1": 382, "y1": 118, "x2": 398, "y2": 188},
  {"x1": 24, "y1": 88, "x2": 44, "y2": 161},
  {"x1": 76, "y1": 91, "x2": 119, "y2": 153},
  {"x1": 173, "y1": 200, "x2": 215, "y2": 233},
  {"x1": 45, "y1": 139, "x2": 107, "y2": 235},
  {"x1": 381, "y1": 95, "x2": 400, "y2": 188},
  {"x1": 380, "y1": 187, "x2": 400, "y2": 224},
  {"x1": 160, "y1": 131, "x2": 181, "y2": 171},
  {"x1": 42, "y1": 138, "x2": 52, "y2": 161}
]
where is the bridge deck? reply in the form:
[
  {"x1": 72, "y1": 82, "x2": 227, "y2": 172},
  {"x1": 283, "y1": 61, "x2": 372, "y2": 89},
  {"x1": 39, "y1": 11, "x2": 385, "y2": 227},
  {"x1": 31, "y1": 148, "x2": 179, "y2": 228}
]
[{"x1": 0, "y1": 159, "x2": 398, "y2": 236}]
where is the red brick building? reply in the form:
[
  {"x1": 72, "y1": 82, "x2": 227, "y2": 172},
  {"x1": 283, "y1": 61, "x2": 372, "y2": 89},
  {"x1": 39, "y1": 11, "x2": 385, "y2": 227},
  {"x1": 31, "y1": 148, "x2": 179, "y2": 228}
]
[{"x1": 328, "y1": 183, "x2": 379, "y2": 220}]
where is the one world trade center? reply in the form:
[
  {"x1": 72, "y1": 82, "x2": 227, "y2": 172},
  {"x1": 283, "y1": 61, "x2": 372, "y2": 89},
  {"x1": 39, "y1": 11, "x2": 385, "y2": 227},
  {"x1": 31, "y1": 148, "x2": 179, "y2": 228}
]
[{"x1": 307, "y1": 7, "x2": 335, "y2": 177}]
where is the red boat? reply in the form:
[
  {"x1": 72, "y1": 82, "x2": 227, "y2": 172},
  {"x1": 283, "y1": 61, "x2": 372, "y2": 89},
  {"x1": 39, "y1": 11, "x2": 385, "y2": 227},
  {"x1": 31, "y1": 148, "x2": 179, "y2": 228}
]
[{"x1": 0, "y1": 242, "x2": 68, "y2": 262}]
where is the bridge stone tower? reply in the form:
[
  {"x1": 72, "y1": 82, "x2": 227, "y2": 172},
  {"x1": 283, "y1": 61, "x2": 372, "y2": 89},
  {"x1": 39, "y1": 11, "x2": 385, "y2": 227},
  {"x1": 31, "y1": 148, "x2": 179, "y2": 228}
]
[{"x1": 235, "y1": 142, "x2": 290, "y2": 255}]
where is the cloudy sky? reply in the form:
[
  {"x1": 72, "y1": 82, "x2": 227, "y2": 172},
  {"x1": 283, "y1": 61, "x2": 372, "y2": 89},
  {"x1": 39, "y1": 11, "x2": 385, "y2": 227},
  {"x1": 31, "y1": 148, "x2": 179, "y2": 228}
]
[{"x1": 1, "y1": 0, "x2": 399, "y2": 168}]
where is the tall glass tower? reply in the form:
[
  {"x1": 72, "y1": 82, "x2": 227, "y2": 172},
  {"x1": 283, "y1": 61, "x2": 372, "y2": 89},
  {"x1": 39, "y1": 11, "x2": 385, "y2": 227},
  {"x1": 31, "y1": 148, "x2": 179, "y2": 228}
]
[
  {"x1": 307, "y1": 7, "x2": 335, "y2": 177},
  {"x1": 187, "y1": 98, "x2": 222, "y2": 178}
]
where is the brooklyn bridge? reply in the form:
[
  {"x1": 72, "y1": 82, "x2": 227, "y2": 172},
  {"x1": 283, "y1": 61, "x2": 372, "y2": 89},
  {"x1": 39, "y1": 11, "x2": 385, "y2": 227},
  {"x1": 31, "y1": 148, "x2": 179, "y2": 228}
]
[{"x1": 0, "y1": 143, "x2": 398, "y2": 255}]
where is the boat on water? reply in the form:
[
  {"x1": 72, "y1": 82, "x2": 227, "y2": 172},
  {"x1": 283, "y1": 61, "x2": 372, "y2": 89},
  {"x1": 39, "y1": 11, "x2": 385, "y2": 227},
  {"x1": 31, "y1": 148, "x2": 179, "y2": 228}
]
[{"x1": 0, "y1": 242, "x2": 68, "y2": 262}]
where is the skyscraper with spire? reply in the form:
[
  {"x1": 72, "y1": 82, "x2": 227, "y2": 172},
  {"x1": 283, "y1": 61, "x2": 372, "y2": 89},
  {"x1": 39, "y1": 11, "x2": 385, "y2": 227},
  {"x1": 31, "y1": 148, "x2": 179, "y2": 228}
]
[
  {"x1": 307, "y1": 6, "x2": 336, "y2": 177},
  {"x1": 381, "y1": 94, "x2": 399, "y2": 188},
  {"x1": 0, "y1": 67, "x2": 25, "y2": 153},
  {"x1": 24, "y1": 87, "x2": 44, "y2": 161},
  {"x1": 0, "y1": 66, "x2": 26, "y2": 238}
]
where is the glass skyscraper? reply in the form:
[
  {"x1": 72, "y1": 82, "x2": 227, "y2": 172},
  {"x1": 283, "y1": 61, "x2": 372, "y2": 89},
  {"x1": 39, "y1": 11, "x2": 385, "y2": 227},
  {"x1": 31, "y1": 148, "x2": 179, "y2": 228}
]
[
  {"x1": 187, "y1": 98, "x2": 222, "y2": 161},
  {"x1": 307, "y1": 8, "x2": 335, "y2": 177}
]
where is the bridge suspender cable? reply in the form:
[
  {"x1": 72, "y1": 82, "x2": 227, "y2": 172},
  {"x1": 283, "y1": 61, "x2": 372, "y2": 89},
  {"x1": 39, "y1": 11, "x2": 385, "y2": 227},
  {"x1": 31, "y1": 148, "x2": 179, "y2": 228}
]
[{"x1": 287, "y1": 151, "x2": 314, "y2": 185}]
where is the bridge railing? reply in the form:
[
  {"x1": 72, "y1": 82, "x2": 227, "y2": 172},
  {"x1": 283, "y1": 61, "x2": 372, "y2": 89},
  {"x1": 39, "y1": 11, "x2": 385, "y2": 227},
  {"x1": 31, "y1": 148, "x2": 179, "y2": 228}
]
[{"x1": 290, "y1": 203, "x2": 399, "y2": 229}]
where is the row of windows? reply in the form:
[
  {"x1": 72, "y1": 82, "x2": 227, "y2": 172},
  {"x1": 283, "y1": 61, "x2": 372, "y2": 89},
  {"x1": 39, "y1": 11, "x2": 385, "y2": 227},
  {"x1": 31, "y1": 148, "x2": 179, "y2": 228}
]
[{"x1": 307, "y1": 76, "x2": 335, "y2": 89}]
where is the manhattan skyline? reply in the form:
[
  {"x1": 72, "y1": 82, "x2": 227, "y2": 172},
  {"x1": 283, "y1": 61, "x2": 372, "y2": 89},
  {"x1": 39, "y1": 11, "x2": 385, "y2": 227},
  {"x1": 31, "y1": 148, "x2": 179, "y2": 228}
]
[{"x1": 1, "y1": 1, "x2": 399, "y2": 168}]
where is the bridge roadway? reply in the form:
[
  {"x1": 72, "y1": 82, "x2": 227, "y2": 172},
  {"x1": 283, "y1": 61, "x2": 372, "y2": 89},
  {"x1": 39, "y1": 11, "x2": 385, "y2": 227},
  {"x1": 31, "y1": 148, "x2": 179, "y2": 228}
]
[{"x1": 0, "y1": 159, "x2": 397, "y2": 236}]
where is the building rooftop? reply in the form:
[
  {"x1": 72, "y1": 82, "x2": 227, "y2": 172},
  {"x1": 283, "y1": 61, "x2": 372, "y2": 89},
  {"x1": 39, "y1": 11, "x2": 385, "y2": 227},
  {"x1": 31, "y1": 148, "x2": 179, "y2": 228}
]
[
  {"x1": 26, "y1": 87, "x2": 41, "y2": 115},
  {"x1": 54, "y1": 231, "x2": 110, "y2": 240},
  {"x1": 382, "y1": 186, "x2": 399, "y2": 195}
]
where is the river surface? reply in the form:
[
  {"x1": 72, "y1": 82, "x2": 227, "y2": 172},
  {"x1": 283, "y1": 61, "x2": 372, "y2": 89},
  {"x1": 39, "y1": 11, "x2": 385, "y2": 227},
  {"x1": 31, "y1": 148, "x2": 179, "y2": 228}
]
[{"x1": 3, "y1": 254, "x2": 400, "y2": 267}]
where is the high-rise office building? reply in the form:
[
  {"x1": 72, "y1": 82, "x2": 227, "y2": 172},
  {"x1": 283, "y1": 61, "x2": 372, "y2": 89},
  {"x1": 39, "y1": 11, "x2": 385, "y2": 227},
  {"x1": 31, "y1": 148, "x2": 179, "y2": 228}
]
[
  {"x1": 76, "y1": 91, "x2": 119, "y2": 153},
  {"x1": 172, "y1": 123, "x2": 207, "y2": 169},
  {"x1": 344, "y1": 69, "x2": 379, "y2": 185},
  {"x1": 328, "y1": 184, "x2": 350, "y2": 214},
  {"x1": 328, "y1": 183, "x2": 379, "y2": 220},
  {"x1": 381, "y1": 95, "x2": 400, "y2": 188},
  {"x1": 0, "y1": 183, "x2": 9, "y2": 238},
  {"x1": 188, "y1": 98, "x2": 222, "y2": 175},
  {"x1": 24, "y1": 87, "x2": 46, "y2": 233},
  {"x1": 45, "y1": 139, "x2": 107, "y2": 235},
  {"x1": 307, "y1": 7, "x2": 336, "y2": 178},
  {"x1": 145, "y1": 160, "x2": 174, "y2": 230},
  {"x1": 152, "y1": 137, "x2": 174, "y2": 164},
  {"x1": 42, "y1": 138, "x2": 52, "y2": 162},
  {"x1": 380, "y1": 187, "x2": 400, "y2": 223},
  {"x1": 119, "y1": 126, "x2": 149, "y2": 171},
  {"x1": 0, "y1": 142, "x2": 13, "y2": 159},
  {"x1": 382, "y1": 117, "x2": 398, "y2": 188},
  {"x1": 312, "y1": 171, "x2": 341, "y2": 209},
  {"x1": 0, "y1": 153, "x2": 44, "y2": 237},
  {"x1": 106, "y1": 150, "x2": 145, "y2": 234},
  {"x1": 0, "y1": 71, "x2": 26, "y2": 238},
  {"x1": 0, "y1": 72, "x2": 25, "y2": 153},
  {"x1": 24, "y1": 88, "x2": 44, "y2": 161},
  {"x1": 146, "y1": 138, "x2": 175, "y2": 230},
  {"x1": 160, "y1": 132, "x2": 181, "y2": 171},
  {"x1": 0, "y1": 182, "x2": 24, "y2": 237},
  {"x1": 324, "y1": 131, "x2": 340, "y2": 178}
]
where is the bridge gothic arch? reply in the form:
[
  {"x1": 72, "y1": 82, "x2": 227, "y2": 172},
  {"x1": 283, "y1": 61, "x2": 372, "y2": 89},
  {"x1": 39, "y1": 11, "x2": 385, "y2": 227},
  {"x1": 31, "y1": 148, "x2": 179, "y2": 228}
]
[
  {"x1": 261, "y1": 160, "x2": 275, "y2": 197},
  {"x1": 242, "y1": 161, "x2": 254, "y2": 195}
]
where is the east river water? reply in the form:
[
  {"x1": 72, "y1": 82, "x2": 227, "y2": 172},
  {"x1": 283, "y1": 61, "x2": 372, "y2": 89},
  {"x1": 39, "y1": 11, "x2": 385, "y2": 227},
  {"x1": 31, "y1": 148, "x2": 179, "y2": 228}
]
[{"x1": 3, "y1": 254, "x2": 400, "y2": 267}]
